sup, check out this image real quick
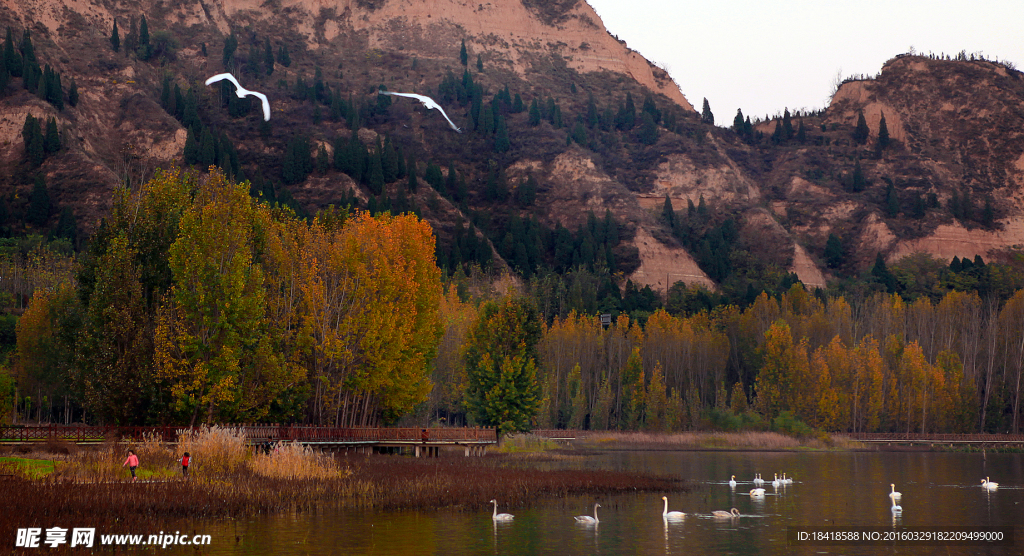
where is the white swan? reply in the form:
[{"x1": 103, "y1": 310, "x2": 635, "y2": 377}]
[
  {"x1": 661, "y1": 496, "x2": 686, "y2": 519},
  {"x1": 891, "y1": 497, "x2": 902, "y2": 513},
  {"x1": 204, "y1": 73, "x2": 271, "y2": 121},
  {"x1": 489, "y1": 499, "x2": 514, "y2": 521},
  {"x1": 574, "y1": 503, "x2": 601, "y2": 524},
  {"x1": 378, "y1": 91, "x2": 463, "y2": 133},
  {"x1": 982, "y1": 477, "x2": 999, "y2": 490},
  {"x1": 889, "y1": 484, "x2": 901, "y2": 501},
  {"x1": 729, "y1": 475, "x2": 737, "y2": 488},
  {"x1": 753, "y1": 474, "x2": 763, "y2": 486},
  {"x1": 749, "y1": 488, "x2": 765, "y2": 497},
  {"x1": 712, "y1": 508, "x2": 741, "y2": 518},
  {"x1": 771, "y1": 473, "x2": 780, "y2": 488},
  {"x1": 782, "y1": 472, "x2": 793, "y2": 484}
]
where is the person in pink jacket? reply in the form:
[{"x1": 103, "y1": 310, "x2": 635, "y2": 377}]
[{"x1": 123, "y1": 450, "x2": 139, "y2": 482}]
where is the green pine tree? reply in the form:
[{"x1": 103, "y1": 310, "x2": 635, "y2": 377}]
[
  {"x1": 222, "y1": 32, "x2": 237, "y2": 66},
  {"x1": 263, "y1": 38, "x2": 274, "y2": 76},
  {"x1": 277, "y1": 44, "x2": 290, "y2": 67},
  {"x1": 876, "y1": 111, "x2": 890, "y2": 152},
  {"x1": 27, "y1": 174, "x2": 50, "y2": 227},
  {"x1": 494, "y1": 114, "x2": 510, "y2": 153},
  {"x1": 853, "y1": 111, "x2": 869, "y2": 144},
  {"x1": 824, "y1": 233, "x2": 844, "y2": 269},
  {"x1": 110, "y1": 19, "x2": 120, "y2": 52},
  {"x1": 43, "y1": 117, "x2": 60, "y2": 154},
  {"x1": 851, "y1": 159, "x2": 866, "y2": 192},
  {"x1": 639, "y1": 111, "x2": 658, "y2": 145},
  {"x1": 137, "y1": 15, "x2": 151, "y2": 60},
  {"x1": 459, "y1": 39, "x2": 468, "y2": 66},
  {"x1": 661, "y1": 194, "x2": 675, "y2": 229},
  {"x1": 701, "y1": 97, "x2": 714, "y2": 125}
]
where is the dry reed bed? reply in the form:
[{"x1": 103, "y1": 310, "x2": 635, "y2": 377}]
[
  {"x1": 578, "y1": 431, "x2": 858, "y2": 450},
  {"x1": 348, "y1": 454, "x2": 686, "y2": 511},
  {"x1": 0, "y1": 453, "x2": 686, "y2": 547}
]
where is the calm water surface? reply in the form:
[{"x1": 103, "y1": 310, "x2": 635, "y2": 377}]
[{"x1": 201, "y1": 451, "x2": 1024, "y2": 555}]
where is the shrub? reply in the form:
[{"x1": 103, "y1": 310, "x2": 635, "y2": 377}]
[{"x1": 771, "y1": 411, "x2": 814, "y2": 438}]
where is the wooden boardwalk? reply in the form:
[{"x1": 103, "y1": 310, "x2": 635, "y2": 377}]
[{"x1": 0, "y1": 424, "x2": 497, "y2": 457}]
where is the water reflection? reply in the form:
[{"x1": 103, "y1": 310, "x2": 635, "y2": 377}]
[{"x1": 196, "y1": 450, "x2": 1022, "y2": 555}]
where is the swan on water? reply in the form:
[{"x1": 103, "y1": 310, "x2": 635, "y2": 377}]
[
  {"x1": 982, "y1": 477, "x2": 999, "y2": 490},
  {"x1": 749, "y1": 488, "x2": 765, "y2": 497},
  {"x1": 782, "y1": 472, "x2": 793, "y2": 484},
  {"x1": 771, "y1": 473, "x2": 780, "y2": 488},
  {"x1": 753, "y1": 474, "x2": 764, "y2": 486},
  {"x1": 889, "y1": 484, "x2": 901, "y2": 501},
  {"x1": 489, "y1": 499, "x2": 514, "y2": 521},
  {"x1": 891, "y1": 497, "x2": 902, "y2": 513},
  {"x1": 574, "y1": 503, "x2": 601, "y2": 524},
  {"x1": 661, "y1": 496, "x2": 686, "y2": 519},
  {"x1": 204, "y1": 73, "x2": 271, "y2": 121},
  {"x1": 729, "y1": 475, "x2": 737, "y2": 488},
  {"x1": 712, "y1": 508, "x2": 741, "y2": 518},
  {"x1": 378, "y1": 91, "x2": 463, "y2": 132}
]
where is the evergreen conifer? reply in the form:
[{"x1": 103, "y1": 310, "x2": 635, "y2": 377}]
[
  {"x1": 701, "y1": 97, "x2": 714, "y2": 125},
  {"x1": 110, "y1": 20, "x2": 120, "y2": 52}
]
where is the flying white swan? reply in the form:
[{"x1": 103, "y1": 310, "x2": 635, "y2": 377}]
[
  {"x1": 712, "y1": 508, "x2": 741, "y2": 518},
  {"x1": 889, "y1": 484, "x2": 901, "y2": 501},
  {"x1": 378, "y1": 91, "x2": 462, "y2": 133},
  {"x1": 661, "y1": 496, "x2": 686, "y2": 520},
  {"x1": 729, "y1": 475, "x2": 737, "y2": 488},
  {"x1": 574, "y1": 503, "x2": 601, "y2": 524},
  {"x1": 982, "y1": 477, "x2": 999, "y2": 490},
  {"x1": 749, "y1": 488, "x2": 766, "y2": 497},
  {"x1": 489, "y1": 499, "x2": 514, "y2": 521},
  {"x1": 753, "y1": 474, "x2": 764, "y2": 486},
  {"x1": 204, "y1": 73, "x2": 271, "y2": 121}
]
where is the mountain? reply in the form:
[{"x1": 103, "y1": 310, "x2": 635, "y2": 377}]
[{"x1": 2, "y1": 0, "x2": 1024, "y2": 301}]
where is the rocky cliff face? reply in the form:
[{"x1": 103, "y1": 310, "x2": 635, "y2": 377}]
[{"x1": 1, "y1": 0, "x2": 1023, "y2": 296}]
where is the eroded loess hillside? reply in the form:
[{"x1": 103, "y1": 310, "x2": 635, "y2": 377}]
[{"x1": 1, "y1": 0, "x2": 1024, "y2": 303}]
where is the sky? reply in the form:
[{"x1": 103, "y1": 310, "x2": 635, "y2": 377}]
[{"x1": 585, "y1": 0, "x2": 1024, "y2": 123}]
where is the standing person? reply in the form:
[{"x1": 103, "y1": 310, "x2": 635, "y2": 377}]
[
  {"x1": 122, "y1": 449, "x2": 139, "y2": 482},
  {"x1": 178, "y1": 452, "x2": 191, "y2": 478}
]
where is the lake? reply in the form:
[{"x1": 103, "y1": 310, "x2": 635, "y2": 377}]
[{"x1": 200, "y1": 450, "x2": 1023, "y2": 555}]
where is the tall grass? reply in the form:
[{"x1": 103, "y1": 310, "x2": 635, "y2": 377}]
[
  {"x1": 580, "y1": 431, "x2": 838, "y2": 450},
  {"x1": 176, "y1": 425, "x2": 249, "y2": 476},
  {"x1": 250, "y1": 442, "x2": 348, "y2": 480},
  {"x1": 496, "y1": 433, "x2": 561, "y2": 454}
]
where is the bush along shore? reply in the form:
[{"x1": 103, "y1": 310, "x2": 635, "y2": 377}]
[{"x1": 0, "y1": 427, "x2": 687, "y2": 546}]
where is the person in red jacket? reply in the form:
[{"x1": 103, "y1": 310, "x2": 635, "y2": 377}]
[
  {"x1": 178, "y1": 452, "x2": 191, "y2": 478},
  {"x1": 122, "y1": 450, "x2": 139, "y2": 482}
]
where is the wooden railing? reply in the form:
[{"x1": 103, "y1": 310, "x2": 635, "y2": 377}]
[{"x1": 0, "y1": 424, "x2": 497, "y2": 444}]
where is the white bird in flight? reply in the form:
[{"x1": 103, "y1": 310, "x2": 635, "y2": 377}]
[
  {"x1": 205, "y1": 73, "x2": 271, "y2": 121},
  {"x1": 378, "y1": 91, "x2": 462, "y2": 133}
]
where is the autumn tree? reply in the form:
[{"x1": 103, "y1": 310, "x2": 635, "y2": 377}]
[
  {"x1": 296, "y1": 211, "x2": 442, "y2": 426},
  {"x1": 155, "y1": 169, "x2": 272, "y2": 425}
]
